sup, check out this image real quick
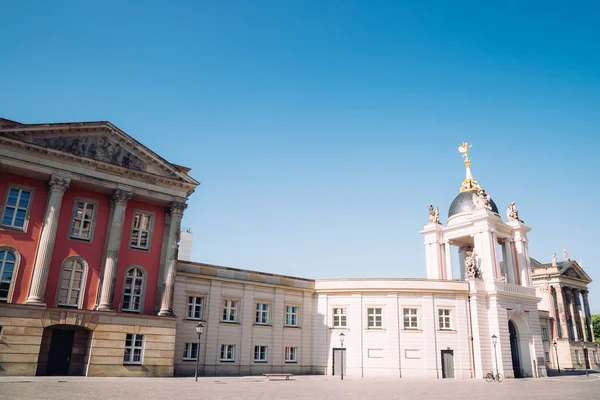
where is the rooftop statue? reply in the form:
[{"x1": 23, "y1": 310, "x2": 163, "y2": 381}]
[
  {"x1": 428, "y1": 204, "x2": 440, "y2": 224},
  {"x1": 507, "y1": 201, "x2": 521, "y2": 222}
]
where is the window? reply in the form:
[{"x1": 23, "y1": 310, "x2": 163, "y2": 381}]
[
  {"x1": 183, "y1": 343, "x2": 198, "y2": 361},
  {"x1": 122, "y1": 267, "x2": 145, "y2": 312},
  {"x1": 222, "y1": 300, "x2": 238, "y2": 322},
  {"x1": 0, "y1": 325, "x2": 3, "y2": 341},
  {"x1": 123, "y1": 334, "x2": 144, "y2": 364},
  {"x1": 285, "y1": 346, "x2": 298, "y2": 363},
  {"x1": 187, "y1": 296, "x2": 204, "y2": 320},
  {"x1": 0, "y1": 249, "x2": 17, "y2": 303},
  {"x1": 254, "y1": 346, "x2": 268, "y2": 362},
  {"x1": 594, "y1": 351, "x2": 598, "y2": 364},
  {"x1": 220, "y1": 344, "x2": 235, "y2": 361},
  {"x1": 545, "y1": 352, "x2": 550, "y2": 362},
  {"x1": 285, "y1": 306, "x2": 299, "y2": 327},
  {"x1": 367, "y1": 307, "x2": 383, "y2": 328},
  {"x1": 130, "y1": 211, "x2": 153, "y2": 250},
  {"x1": 1, "y1": 187, "x2": 32, "y2": 230},
  {"x1": 541, "y1": 327, "x2": 548, "y2": 341},
  {"x1": 333, "y1": 307, "x2": 347, "y2": 328},
  {"x1": 70, "y1": 200, "x2": 96, "y2": 241},
  {"x1": 256, "y1": 303, "x2": 269, "y2": 325},
  {"x1": 575, "y1": 350, "x2": 580, "y2": 364},
  {"x1": 438, "y1": 309, "x2": 452, "y2": 330},
  {"x1": 57, "y1": 258, "x2": 87, "y2": 308},
  {"x1": 403, "y1": 308, "x2": 419, "y2": 329}
]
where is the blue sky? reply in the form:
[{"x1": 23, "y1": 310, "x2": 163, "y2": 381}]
[{"x1": 1, "y1": 1, "x2": 599, "y2": 311}]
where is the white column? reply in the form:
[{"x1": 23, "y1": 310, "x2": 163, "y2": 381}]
[
  {"x1": 582, "y1": 291, "x2": 594, "y2": 341},
  {"x1": 158, "y1": 201, "x2": 186, "y2": 316},
  {"x1": 25, "y1": 175, "x2": 70, "y2": 305},
  {"x1": 574, "y1": 289, "x2": 586, "y2": 341},
  {"x1": 444, "y1": 241, "x2": 453, "y2": 280},
  {"x1": 567, "y1": 288, "x2": 579, "y2": 341},
  {"x1": 97, "y1": 189, "x2": 132, "y2": 311},
  {"x1": 503, "y1": 240, "x2": 516, "y2": 284},
  {"x1": 553, "y1": 285, "x2": 567, "y2": 340}
]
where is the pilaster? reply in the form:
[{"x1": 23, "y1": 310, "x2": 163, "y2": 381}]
[
  {"x1": 97, "y1": 189, "x2": 132, "y2": 311},
  {"x1": 420, "y1": 222, "x2": 444, "y2": 280},
  {"x1": 25, "y1": 175, "x2": 71, "y2": 305}
]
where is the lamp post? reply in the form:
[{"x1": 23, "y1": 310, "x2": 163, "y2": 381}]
[
  {"x1": 553, "y1": 340, "x2": 560, "y2": 375},
  {"x1": 491, "y1": 334, "x2": 499, "y2": 378},
  {"x1": 195, "y1": 323, "x2": 204, "y2": 382},
  {"x1": 581, "y1": 339, "x2": 589, "y2": 378},
  {"x1": 339, "y1": 332, "x2": 345, "y2": 381}
]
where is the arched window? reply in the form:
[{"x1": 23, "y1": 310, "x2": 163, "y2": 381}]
[
  {"x1": 57, "y1": 257, "x2": 87, "y2": 308},
  {"x1": 122, "y1": 266, "x2": 146, "y2": 313},
  {"x1": 0, "y1": 248, "x2": 19, "y2": 303}
]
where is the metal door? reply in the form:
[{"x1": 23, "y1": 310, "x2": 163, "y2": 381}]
[
  {"x1": 333, "y1": 348, "x2": 346, "y2": 376},
  {"x1": 441, "y1": 350, "x2": 454, "y2": 378}
]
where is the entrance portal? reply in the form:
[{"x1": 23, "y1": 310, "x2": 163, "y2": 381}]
[
  {"x1": 441, "y1": 350, "x2": 455, "y2": 378},
  {"x1": 37, "y1": 325, "x2": 92, "y2": 376},
  {"x1": 509, "y1": 320, "x2": 522, "y2": 378}
]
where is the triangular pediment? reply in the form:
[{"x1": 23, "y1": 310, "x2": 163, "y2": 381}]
[
  {"x1": 0, "y1": 122, "x2": 197, "y2": 185},
  {"x1": 560, "y1": 262, "x2": 591, "y2": 283}
]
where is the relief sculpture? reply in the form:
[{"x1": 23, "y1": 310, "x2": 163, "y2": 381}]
[{"x1": 32, "y1": 135, "x2": 147, "y2": 171}]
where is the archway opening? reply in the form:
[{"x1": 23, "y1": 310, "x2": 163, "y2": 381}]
[
  {"x1": 508, "y1": 317, "x2": 534, "y2": 378},
  {"x1": 509, "y1": 320, "x2": 522, "y2": 378},
  {"x1": 36, "y1": 325, "x2": 92, "y2": 376}
]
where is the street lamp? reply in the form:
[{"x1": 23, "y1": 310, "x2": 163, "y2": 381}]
[
  {"x1": 339, "y1": 332, "x2": 345, "y2": 381},
  {"x1": 580, "y1": 339, "x2": 589, "y2": 378},
  {"x1": 553, "y1": 340, "x2": 560, "y2": 375},
  {"x1": 195, "y1": 323, "x2": 204, "y2": 382},
  {"x1": 491, "y1": 334, "x2": 499, "y2": 378}
]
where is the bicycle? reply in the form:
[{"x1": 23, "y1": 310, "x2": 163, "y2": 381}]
[{"x1": 485, "y1": 372, "x2": 504, "y2": 382}]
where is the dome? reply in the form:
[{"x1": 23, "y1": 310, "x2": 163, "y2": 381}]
[{"x1": 448, "y1": 190, "x2": 499, "y2": 219}]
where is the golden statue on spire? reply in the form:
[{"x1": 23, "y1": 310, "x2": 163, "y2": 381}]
[{"x1": 458, "y1": 142, "x2": 480, "y2": 192}]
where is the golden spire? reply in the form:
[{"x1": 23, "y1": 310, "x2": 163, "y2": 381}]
[{"x1": 458, "y1": 142, "x2": 481, "y2": 192}]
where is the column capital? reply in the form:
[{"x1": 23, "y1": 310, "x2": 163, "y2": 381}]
[
  {"x1": 111, "y1": 189, "x2": 133, "y2": 206},
  {"x1": 581, "y1": 290, "x2": 589, "y2": 298},
  {"x1": 168, "y1": 201, "x2": 187, "y2": 218},
  {"x1": 49, "y1": 175, "x2": 71, "y2": 192}
]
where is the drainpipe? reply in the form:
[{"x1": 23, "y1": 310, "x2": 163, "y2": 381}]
[
  {"x1": 467, "y1": 295, "x2": 476, "y2": 378},
  {"x1": 433, "y1": 294, "x2": 439, "y2": 379}
]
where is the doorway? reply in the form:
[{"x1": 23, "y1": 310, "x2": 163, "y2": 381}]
[
  {"x1": 332, "y1": 348, "x2": 346, "y2": 377},
  {"x1": 583, "y1": 349, "x2": 591, "y2": 369},
  {"x1": 47, "y1": 328, "x2": 75, "y2": 375},
  {"x1": 509, "y1": 320, "x2": 522, "y2": 378},
  {"x1": 37, "y1": 325, "x2": 92, "y2": 376},
  {"x1": 441, "y1": 350, "x2": 454, "y2": 378}
]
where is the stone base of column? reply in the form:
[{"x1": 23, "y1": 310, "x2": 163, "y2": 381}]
[
  {"x1": 23, "y1": 297, "x2": 47, "y2": 306},
  {"x1": 158, "y1": 307, "x2": 174, "y2": 317},
  {"x1": 96, "y1": 304, "x2": 116, "y2": 312}
]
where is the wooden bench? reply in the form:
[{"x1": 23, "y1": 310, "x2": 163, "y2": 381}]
[{"x1": 262, "y1": 373, "x2": 293, "y2": 380}]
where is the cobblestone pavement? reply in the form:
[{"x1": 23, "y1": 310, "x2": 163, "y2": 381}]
[{"x1": 0, "y1": 374, "x2": 599, "y2": 400}]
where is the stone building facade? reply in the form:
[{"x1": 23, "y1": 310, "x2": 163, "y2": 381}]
[
  {"x1": 171, "y1": 143, "x2": 597, "y2": 379},
  {"x1": 0, "y1": 117, "x2": 198, "y2": 376}
]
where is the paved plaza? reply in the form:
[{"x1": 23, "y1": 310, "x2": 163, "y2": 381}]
[{"x1": 0, "y1": 374, "x2": 599, "y2": 400}]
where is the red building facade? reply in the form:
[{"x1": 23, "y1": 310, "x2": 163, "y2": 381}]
[{"x1": 0, "y1": 118, "x2": 198, "y2": 376}]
